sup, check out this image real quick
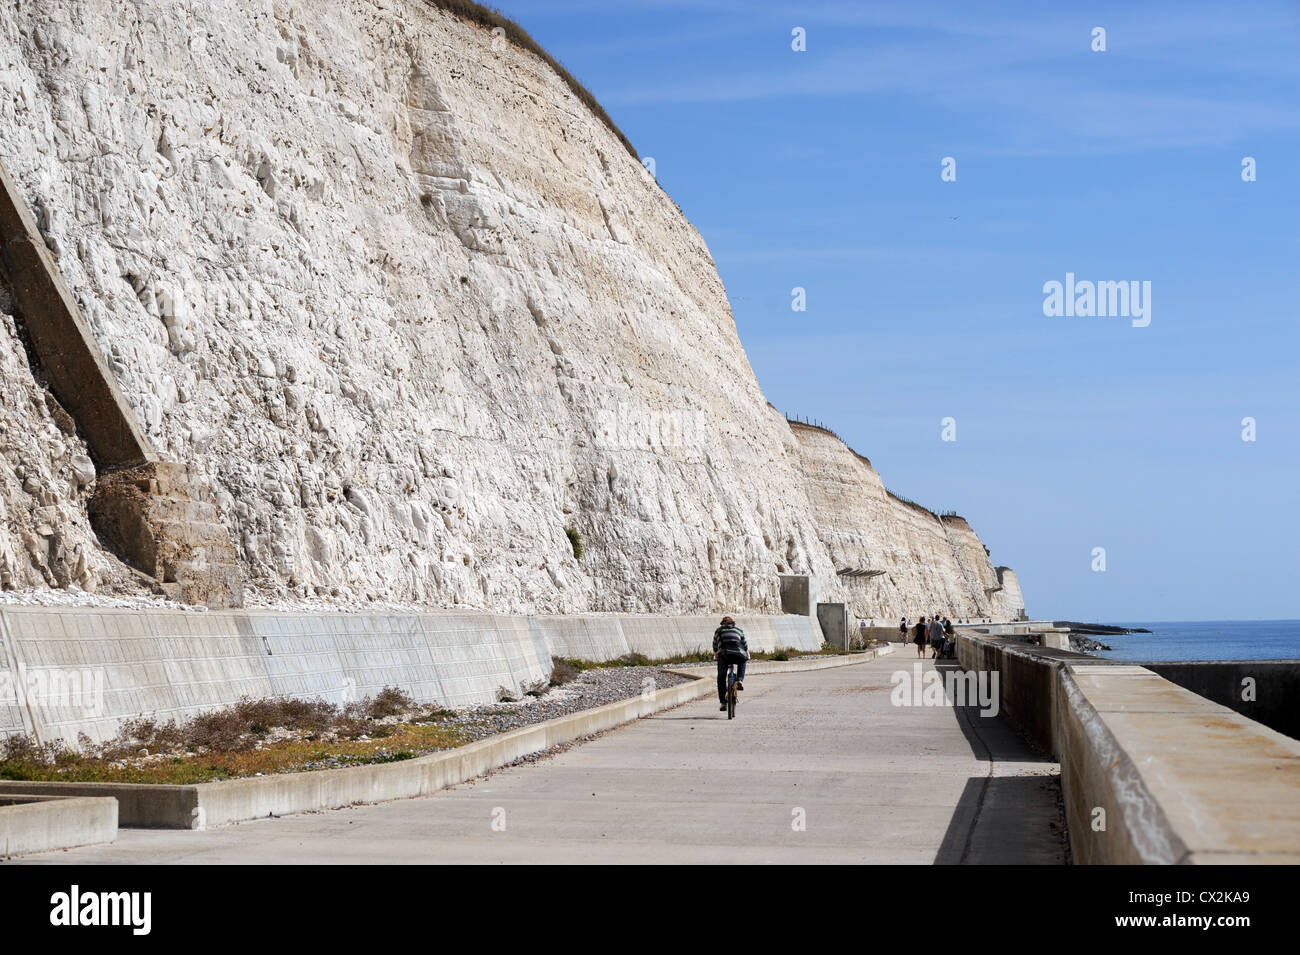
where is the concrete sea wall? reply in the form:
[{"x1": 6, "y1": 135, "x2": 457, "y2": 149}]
[
  {"x1": 0, "y1": 605, "x2": 821, "y2": 743},
  {"x1": 956, "y1": 629, "x2": 1300, "y2": 864},
  {"x1": 1142, "y1": 659, "x2": 1300, "y2": 742}
]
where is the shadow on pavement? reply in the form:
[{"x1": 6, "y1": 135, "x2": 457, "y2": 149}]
[
  {"x1": 934, "y1": 775, "x2": 1068, "y2": 864},
  {"x1": 929, "y1": 660, "x2": 1067, "y2": 864},
  {"x1": 932, "y1": 659, "x2": 1052, "y2": 764}
]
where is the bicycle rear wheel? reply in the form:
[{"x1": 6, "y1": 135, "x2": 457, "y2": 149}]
[{"x1": 727, "y1": 667, "x2": 736, "y2": 719}]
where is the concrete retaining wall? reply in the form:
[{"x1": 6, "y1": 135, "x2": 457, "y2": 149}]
[
  {"x1": 956, "y1": 629, "x2": 1300, "y2": 863},
  {"x1": 516, "y1": 613, "x2": 822, "y2": 664},
  {"x1": 0, "y1": 606, "x2": 822, "y2": 743}
]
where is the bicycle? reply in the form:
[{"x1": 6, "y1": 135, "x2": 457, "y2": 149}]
[{"x1": 725, "y1": 662, "x2": 738, "y2": 720}]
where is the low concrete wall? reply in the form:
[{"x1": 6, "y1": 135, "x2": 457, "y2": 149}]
[
  {"x1": 0, "y1": 652, "x2": 878, "y2": 829},
  {"x1": 0, "y1": 606, "x2": 823, "y2": 744},
  {"x1": 0, "y1": 781, "x2": 195, "y2": 830},
  {"x1": 733, "y1": 614, "x2": 824, "y2": 654},
  {"x1": 1141, "y1": 659, "x2": 1300, "y2": 741},
  {"x1": 955, "y1": 628, "x2": 1098, "y2": 755},
  {"x1": 1060, "y1": 665, "x2": 1300, "y2": 864},
  {"x1": 956, "y1": 629, "x2": 1300, "y2": 863},
  {"x1": 0, "y1": 794, "x2": 117, "y2": 856}
]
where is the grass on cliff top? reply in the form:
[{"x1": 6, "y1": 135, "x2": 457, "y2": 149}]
[
  {"x1": 423, "y1": 0, "x2": 640, "y2": 163},
  {"x1": 0, "y1": 688, "x2": 484, "y2": 785}
]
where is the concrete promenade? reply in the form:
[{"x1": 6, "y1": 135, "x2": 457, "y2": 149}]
[{"x1": 12, "y1": 650, "x2": 1067, "y2": 864}]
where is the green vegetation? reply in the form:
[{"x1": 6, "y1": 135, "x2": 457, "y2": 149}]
[
  {"x1": 846, "y1": 632, "x2": 885, "y2": 652},
  {"x1": 0, "y1": 688, "x2": 479, "y2": 785},
  {"x1": 564, "y1": 525, "x2": 584, "y2": 559},
  {"x1": 549, "y1": 658, "x2": 581, "y2": 686},
  {"x1": 553, "y1": 651, "x2": 707, "y2": 672}
]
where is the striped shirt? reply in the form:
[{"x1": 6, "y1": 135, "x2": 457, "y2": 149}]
[{"x1": 713, "y1": 625, "x2": 749, "y2": 655}]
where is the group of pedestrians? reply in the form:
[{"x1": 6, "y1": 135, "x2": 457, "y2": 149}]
[{"x1": 898, "y1": 614, "x2": 955, "y2": 659}]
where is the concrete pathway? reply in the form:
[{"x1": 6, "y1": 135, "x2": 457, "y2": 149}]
[{"x1": 12, "y1": 649, "x2": 1067, "y2": 864}]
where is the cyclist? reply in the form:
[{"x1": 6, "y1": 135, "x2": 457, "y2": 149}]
[{"x1": 713, "y1": 616, "x2": 750, "y2": 711}]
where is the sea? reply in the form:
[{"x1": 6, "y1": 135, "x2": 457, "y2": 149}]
[{"x1": 1092, "y1": 620, "x2": 1300, "y2": 662}]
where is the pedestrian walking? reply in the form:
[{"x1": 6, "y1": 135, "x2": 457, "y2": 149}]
[{"x1": 929, "y1": 615, "x2": 945, "y2": 659}]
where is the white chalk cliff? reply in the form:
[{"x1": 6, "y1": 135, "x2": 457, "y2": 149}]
[{"x1": 0, "y1": 0, "x2": 1025, "y2": 620}]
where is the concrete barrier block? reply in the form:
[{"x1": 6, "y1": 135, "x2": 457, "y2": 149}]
[
  {"x1": 1142, "y1": 660, "x2": 1300, "y2": 740},
  {"x1": 1057, "y1": 667, "x2": 1184, "y2": 864},
  {"x1": 0, "y1": 794, "x2": 118, "y2": 856},
  {"x1": 0, "y1": 781, "x2": 194, "y2": 830}
]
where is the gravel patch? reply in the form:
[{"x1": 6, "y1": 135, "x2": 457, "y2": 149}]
[
  {"x1": 0, "y1": 588, "x2": 199, "y2": 611},
  {"x1": 294, "y1": 666, "x2": 694, "y2": 773},
  {"x1": 443, "y1": 666, "x2": 693, "y2": 736}
]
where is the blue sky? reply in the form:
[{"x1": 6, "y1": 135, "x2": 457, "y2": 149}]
[{"x1": 499, "y1": 0, "x2": 1300, "y2": 621}]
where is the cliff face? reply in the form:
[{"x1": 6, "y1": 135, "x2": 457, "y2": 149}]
[
  {"x1": 0, "y1": 0, "x2": 1025, "y2": 620},
  {"x1": 788, "y1": 423, "x2": 1023, "y2": 620},
  {"x1": 0, "y1": 278, "x2": 123, "y2": 593},
  {"x1": 995, "y1": 567, "x2": 1027, "y2": 620}
]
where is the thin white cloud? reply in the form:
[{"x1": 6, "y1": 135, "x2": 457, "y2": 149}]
[{"x1": 597, "y1": 1, "x2": 1300, "y2": 153}]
